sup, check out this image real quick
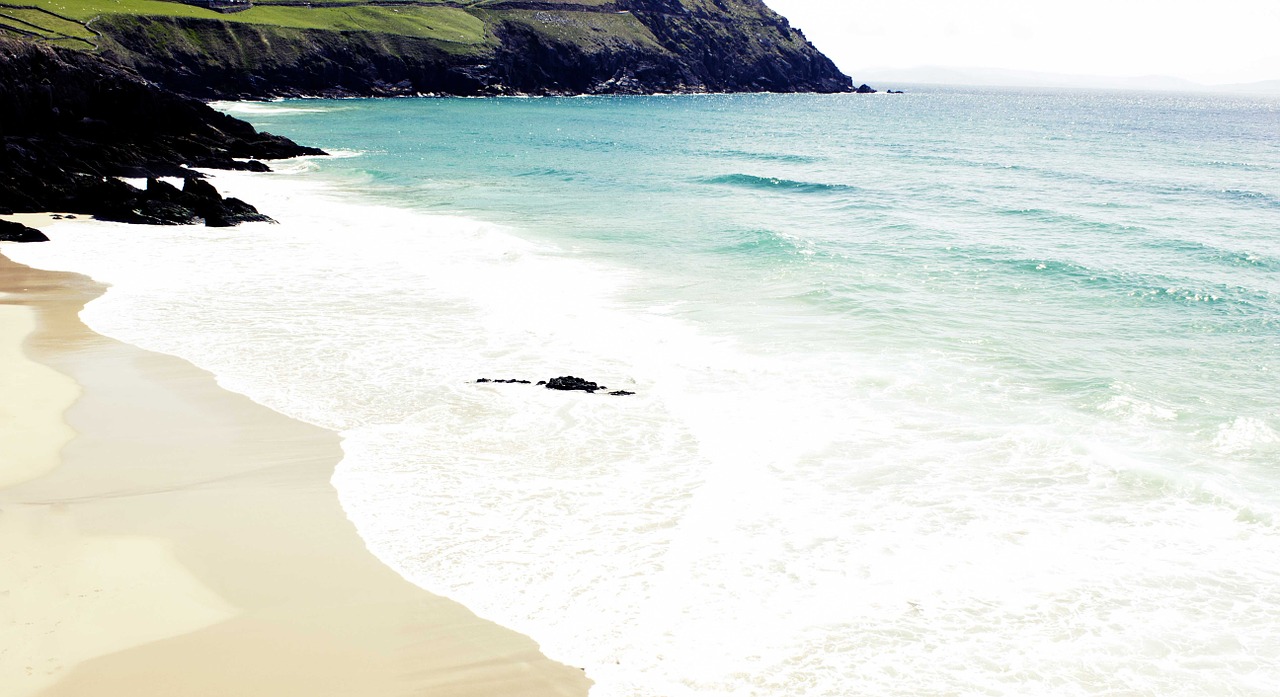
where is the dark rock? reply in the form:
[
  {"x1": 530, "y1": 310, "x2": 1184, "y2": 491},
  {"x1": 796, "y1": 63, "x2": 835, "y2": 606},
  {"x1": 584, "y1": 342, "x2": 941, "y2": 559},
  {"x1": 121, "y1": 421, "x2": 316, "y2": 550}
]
[
  {"x1": 63, "y1": 173, "x2": 271, "y2": 226},
  {"x1": 182, "y1": 177, "x2": 221, "y2": 203},
  {"x1": 476, "y1": 378, "x2": 491, "y2": 383},
  {"x1": 147, "y1": 177, "x2": 183, "y2": 199},
  {"x1": 544, "y1": 376, "x2": 601, "y2": 392},
  {"x1": 609, "y1": 390, "x2": 635, "y2": 396},
  {"x1": 136, "y1": 198, "x2": 200, "y2": 225},
  {"x1": 181, "y1": 177, "x2": 272, "y2": 226},
  {"x1": 855, "y1": 83, "x2": 877, "y2": 94},
  {"x1": 0, "y1": 219, "x2": 48, "y2": 242},
  {"x1": 887, "y1": 89, "x2": 904, "y2": 94}
]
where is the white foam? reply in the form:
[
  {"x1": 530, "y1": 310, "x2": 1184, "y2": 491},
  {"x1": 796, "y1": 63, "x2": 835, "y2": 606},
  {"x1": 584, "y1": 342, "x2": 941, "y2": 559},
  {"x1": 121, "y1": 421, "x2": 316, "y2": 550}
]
[
  {"x1": 1213, "y1": 416, "x2": 1280, "y2": 454},
  {"x1": 210, "y1": 100, "x2": 339, "y2": 116},
  {"x1": 1098, "y1": 383, "x2": 1178, "y2": 423}
]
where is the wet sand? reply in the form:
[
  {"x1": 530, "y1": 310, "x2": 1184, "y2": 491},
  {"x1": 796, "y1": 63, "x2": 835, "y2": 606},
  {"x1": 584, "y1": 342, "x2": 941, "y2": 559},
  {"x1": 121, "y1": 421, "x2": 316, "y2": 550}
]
[{"x1": 0, "y1": 247, "x2": 591, "y2": 697}]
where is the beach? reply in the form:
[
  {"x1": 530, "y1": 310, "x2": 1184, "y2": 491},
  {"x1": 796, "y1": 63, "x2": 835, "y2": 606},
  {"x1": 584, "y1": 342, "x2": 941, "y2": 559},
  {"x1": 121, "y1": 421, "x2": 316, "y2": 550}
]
[
  {"x1": 4, "y1": 89, "x2": 1279, "y2": 696},
  {"x1": 0, "y1": 239, "x2": 590, "y2": 696}
]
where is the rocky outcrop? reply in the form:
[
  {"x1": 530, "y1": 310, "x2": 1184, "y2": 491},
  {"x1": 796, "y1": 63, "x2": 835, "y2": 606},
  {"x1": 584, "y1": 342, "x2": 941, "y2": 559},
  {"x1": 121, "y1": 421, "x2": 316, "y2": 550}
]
[
  {"x1": 86, "y1": 0, "x2": 853, "y2": 99},
  {"x1": 91, "y1": 176, "x2": 274, "y2": 226},
  {"x1": 543, "y1": 376, "x2": 605, "y2": 392},
  {"x1": 476, "y1": 376, "x2": 635, "y2": 395},
  {"x1": 0, "y1": 219, "x2": 49, "y2": 242},
  {"x1": 616, "y1": 0, "x2": 850, "y2": 93},
  {"x1": 0, "y1": 36, "x2": 324, "y2": 224}
]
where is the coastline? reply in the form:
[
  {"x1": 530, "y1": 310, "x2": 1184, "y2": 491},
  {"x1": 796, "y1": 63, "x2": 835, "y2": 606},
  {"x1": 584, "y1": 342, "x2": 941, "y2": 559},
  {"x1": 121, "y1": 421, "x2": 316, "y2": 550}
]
[
  {"x1": 6, "y1": 87, "x2": 1280, "y2": 696},
  {"x1": 0, "y1": 245, "x2": 591, "y2": 696}
]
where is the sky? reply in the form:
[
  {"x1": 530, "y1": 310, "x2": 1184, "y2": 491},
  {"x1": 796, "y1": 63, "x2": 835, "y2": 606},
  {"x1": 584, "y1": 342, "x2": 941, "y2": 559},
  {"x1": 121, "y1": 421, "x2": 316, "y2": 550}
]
[{"x1": 764, "y1": 0, "x2": 1280, "y2": 85}]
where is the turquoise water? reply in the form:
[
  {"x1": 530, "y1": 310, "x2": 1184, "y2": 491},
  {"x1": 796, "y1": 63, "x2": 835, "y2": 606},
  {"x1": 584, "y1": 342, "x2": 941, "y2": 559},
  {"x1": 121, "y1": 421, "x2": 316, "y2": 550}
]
[
  {"x1": 247, "y1": 91, "x2": 1280, "y2": 467},
  {"x1": 16, "y1": 89, "x2": 1280, "y2": 695}
]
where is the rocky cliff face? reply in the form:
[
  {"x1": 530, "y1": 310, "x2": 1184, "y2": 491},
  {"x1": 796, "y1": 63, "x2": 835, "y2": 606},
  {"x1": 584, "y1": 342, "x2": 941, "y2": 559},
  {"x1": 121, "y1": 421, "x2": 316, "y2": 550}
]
[
  {"x1": 0, "y1": 37, "x2": 323, "y2": 224},
  {"x1": 87, "y1": 0, "x2": 851, "y2": 99}
]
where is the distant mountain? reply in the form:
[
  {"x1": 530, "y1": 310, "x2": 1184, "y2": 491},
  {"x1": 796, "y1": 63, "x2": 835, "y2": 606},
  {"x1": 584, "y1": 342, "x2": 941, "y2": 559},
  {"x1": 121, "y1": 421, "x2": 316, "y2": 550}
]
[
  {"x1": 855, "y1": 65, "x2": 1280, "y2": 95},
  {"x1": 1216, "y1": 79, "x2": 1280, "y2": 95},
  {"x1": 854, "y1": 66, "x2": 1203, "y2": 92}
]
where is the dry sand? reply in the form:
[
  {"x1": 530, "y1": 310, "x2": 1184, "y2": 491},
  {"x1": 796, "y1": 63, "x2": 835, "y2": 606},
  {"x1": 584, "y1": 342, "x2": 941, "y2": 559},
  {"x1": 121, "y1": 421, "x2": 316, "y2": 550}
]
[{"x1": 0, "y1": 248, "x2": 591, "y2": 697}]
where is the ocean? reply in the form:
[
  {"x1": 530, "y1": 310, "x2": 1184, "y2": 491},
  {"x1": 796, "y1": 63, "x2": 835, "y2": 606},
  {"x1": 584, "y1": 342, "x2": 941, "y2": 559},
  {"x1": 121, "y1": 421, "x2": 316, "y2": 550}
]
[{"x1": 11, "y1": 88, "x2": 1280, "y2": 695}]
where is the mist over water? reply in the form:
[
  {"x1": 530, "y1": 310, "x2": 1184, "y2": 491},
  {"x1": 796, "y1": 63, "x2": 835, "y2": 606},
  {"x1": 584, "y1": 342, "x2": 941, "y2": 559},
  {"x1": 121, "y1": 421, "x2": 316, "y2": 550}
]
[{"x1": 13, "y1": 89, "x2": 1280, "y2": 695}]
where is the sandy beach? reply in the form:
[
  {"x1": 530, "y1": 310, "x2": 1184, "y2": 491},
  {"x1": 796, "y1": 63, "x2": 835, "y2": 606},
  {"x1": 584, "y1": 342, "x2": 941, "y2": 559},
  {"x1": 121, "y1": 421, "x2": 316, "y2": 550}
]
[{"x1": 0, "y1": 240, "x2": 591, "y2": 696}]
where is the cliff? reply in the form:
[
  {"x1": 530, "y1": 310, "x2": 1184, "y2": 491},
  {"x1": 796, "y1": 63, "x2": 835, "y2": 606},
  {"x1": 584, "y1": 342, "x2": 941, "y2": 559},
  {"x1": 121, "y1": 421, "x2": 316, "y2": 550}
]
[
  {"x1": 2, "y1": 0, "x2": 852, "y2": 99},
  {"x1": 0, "y1": 36, "x2": 323, "y2": 226}
]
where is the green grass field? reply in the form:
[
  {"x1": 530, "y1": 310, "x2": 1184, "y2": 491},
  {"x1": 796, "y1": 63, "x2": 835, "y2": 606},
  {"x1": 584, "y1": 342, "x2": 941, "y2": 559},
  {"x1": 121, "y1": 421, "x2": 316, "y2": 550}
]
[
  {"x1": 0, "y1": 4, "x2": 98, "y2": 46},
  {"x1": 0, "y1": 0, "x2": 670, "y2": 63},
  {"x1": 0, "y1": 0, "x2": 506, "y2": 45}
]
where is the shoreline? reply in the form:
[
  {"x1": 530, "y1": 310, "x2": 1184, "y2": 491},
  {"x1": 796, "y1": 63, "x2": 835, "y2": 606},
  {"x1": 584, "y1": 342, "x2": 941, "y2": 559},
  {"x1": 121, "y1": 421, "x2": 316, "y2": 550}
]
[{"x1": 0, "y1": 246, "x2": 591, "y2": 696}]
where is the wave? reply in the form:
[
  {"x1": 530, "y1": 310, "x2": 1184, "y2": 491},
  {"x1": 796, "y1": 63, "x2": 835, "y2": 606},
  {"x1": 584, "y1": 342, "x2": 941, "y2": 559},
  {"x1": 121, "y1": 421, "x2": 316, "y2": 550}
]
[
  {"x1": 1149, "y1": 238, "x2": 1280, "y2": 273},
  {"x1": 959, "y1": 252, "x2": 1277, "y2": 314},
  {"x1": 1149, "y1": 184, "x2": 1280, "y2": 210},
  {"x1": 897, "y1": 151, "x2": 1280, "y2": 211},
  {"x1": 994, "y1": 207, "x2": 1147, "y2": 234},
  {"x1": 700, "y1": 173, "x2": 858, "y2": 195},
  {"x1": 991, "y1": 209, "x2": 1280, "y2": 275},
  {"x1": 514, "y1": 167, "x2": 584, "y2": 180},
  {"x1": 211, "y1": 100, "x2": 340, "y2": 116},
  {"x1": 1216, "y1": 188, "x2": 1280, "y2": 208},
  {"x1": 710, "y1": 148, "x2": 822, "y2": 165},
  {"x1": 712, "y1": 227, "x2": 817, "y2": 258},
  {"x1": 1213, "y1": 416, "x2": 1280, "y2": 455},
  {"x1": 1198, "y1": 159, "x2": 1273, "y2": 172}
]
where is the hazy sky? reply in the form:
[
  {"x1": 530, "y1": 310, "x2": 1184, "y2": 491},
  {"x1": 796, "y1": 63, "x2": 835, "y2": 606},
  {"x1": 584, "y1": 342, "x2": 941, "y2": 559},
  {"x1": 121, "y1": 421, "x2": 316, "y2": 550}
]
[{"x1": 765, "y1": 0, "x2": 1280, "y2": 84}]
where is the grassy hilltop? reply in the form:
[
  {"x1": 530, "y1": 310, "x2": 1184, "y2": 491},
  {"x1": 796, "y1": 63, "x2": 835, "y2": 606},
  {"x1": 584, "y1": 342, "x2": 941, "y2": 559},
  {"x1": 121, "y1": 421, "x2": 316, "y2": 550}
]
[
  {"x1": 2, "y1": 0, "x2": 500, "y2": 48},
  {"x1": 0, "y1": 0, "x2": 852, "y2": 96}
]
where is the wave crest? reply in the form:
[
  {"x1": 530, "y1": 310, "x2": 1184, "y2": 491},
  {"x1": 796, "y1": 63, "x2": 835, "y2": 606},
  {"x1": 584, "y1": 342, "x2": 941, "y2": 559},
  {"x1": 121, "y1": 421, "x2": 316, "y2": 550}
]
[{"x1": 700, "y1": 173, "x2": 857, "y2": 195}]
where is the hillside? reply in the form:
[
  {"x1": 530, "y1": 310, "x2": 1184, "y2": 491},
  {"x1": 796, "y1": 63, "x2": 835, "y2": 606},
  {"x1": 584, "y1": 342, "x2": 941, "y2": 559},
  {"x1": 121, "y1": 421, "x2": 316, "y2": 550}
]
[{"x1": 0, "y1": 0, "x2": 853, "y2": 97}]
